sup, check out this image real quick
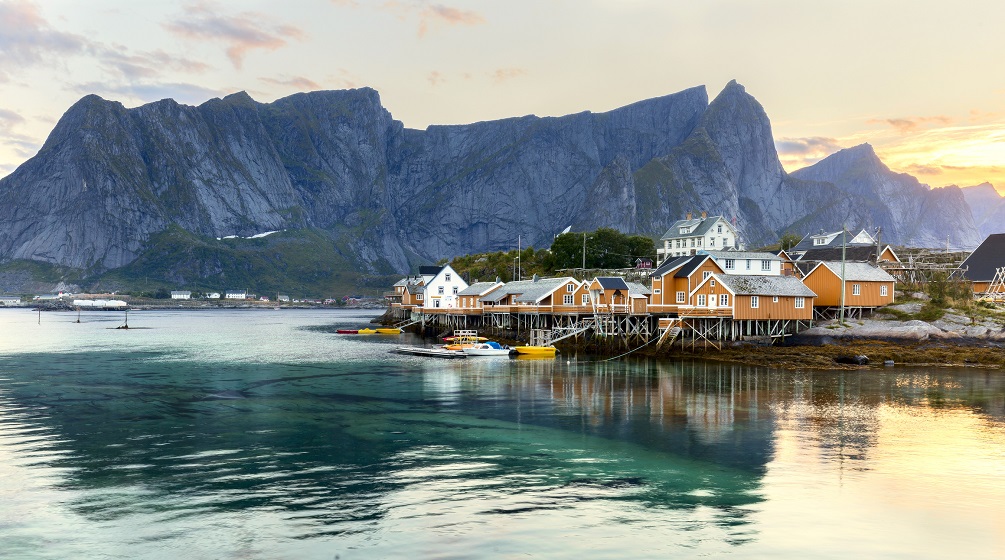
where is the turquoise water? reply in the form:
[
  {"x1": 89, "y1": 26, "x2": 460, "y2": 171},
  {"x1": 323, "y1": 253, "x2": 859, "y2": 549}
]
[{"x1": 0, "y1": 308, "x2": 1003, "y2": 559}]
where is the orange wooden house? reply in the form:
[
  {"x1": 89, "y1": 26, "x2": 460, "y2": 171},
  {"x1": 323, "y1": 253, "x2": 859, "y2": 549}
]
[
  {"x1": 648, "y1": 255, "x2": 724, "y2": 313},
  {"x1": 456, "y1": 281, "x2": 503, "y2": 311},
  {"x1": 687, "y1": 274, "x2": 816, "y2": 321},
  {"x1": 801, "y1": 262, "x2": 896, "y2": 309}
]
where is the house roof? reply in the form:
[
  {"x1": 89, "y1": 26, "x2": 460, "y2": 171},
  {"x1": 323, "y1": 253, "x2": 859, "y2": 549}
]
[
  {"x1": 790, "y1": 229, "x2": 875, "y2": 253},
  {"x1": 715, "y1": 274, "x2": 818, "y2": 297},
  {"x1": 959, "y1": 233, "x2": 1005, "y2": 282},
  {"x1": 703, "y1": 250, "x2": 780, "y2": 261},
  {"x1": 814, "y1": 262, "x2": 896, "y2": 282},
  {"x1": 419, "y1": 265, "x2": 443, "y2": 276},
  {"x1": 659, "y1": 215, "x2": 729, "y2": 240},
  {"x1": 514, "y1": 277, "x2": 577, "y2": 303},
  {"x1": 594, "y1": 277, "x2": 630, "y2": 290},
  {"x1": 674, "y1": 255, "x2": 714, "y2": 278},
  {"x1": 649, "y1": 255, "x2": 692, "y2": 278},
  {"x1": 798, "y1": 246, "x2": 884, "y2": 262},
  {"x1": 458, "y1": 282, "x2": 502, "y2": 296},
  {"x1": 625, "y1": 281, "x2": 652, "y2": 296}
]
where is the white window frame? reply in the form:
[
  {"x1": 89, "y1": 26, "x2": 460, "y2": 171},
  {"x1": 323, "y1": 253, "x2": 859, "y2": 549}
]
[
  {"x1": 795, "y1": 297, "x2": 805, "y2": 309},
  {"x1": 853, "y1": 284, "x2": 861, "y2": 296},
  {"x1": 582, "y1": 293, "x2": 590, "y2": 304},
  {"x1": 772, "y1": 296, "x2": 779, "y2": 303},
  {"x1": 563, "y1": 294, "x2": 573, "y2": 305},
  {"x1": 445, "y1": 273, "x2": 451, "y2": 282},
  {"x1": 710, "y1": 279, "x2": 716, "y2": 287},
  {"x1": 452, "y1": 286, "x2": 458, "y2": 295},
  {"x1": 654, "y1": 289, "x2": 661, "y2": 295},
  {"x1": 703, "y1": 271, "x2": 712, "y2": 280},
  {"x1": 417, "y1": 293, "x2": 423, "y2": 301},
  {"x1": 676, "y1": 291, "x2": 685, "y2": 303},
  {"x1": 567, "y1": 284, "x2": 574, "y2": 292},
  {"x1": 761, "y1": 260, "x2": 771, "y2": 271},
  {"x1": 880, "y1": 285, "x2": 888, "y2": 297},
  {"x1": 719, "y1": 294, "x2": 729, "y2": 306},
  {"x1": 725, "y1": 259, "x2": 735, "y2": 270},
  {"x1": 751, "y1": 296, "x2": 759, "y2": 308},
  {"x1": 746, "y1": 259, "x2": 752, "y2": 270},
  {"x1": 697, "y1": 294, "x2": 707, "y2": 306},
  {"x1": 438, "y1": 286, "x2": 444, "y2": 295},
  {"x1": 717, "y1": 225, "x2": 723, "y2": 234}
]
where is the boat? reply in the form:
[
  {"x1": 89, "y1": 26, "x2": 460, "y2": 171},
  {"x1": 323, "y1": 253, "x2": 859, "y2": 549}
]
[
  {"x1": 375, "y1": 328, "x2": 402, "y2": 335},
  {"x1": 357, "y1": 328, "x2": 378, "y2": 334},
  {"x1": 462, "y1": 341, "x2": 512, "y2": 357},
  {"x1": 392, "y1": 346, "x2": 467, "y2": 359},
  {"x1": 336, "y1": 329, "x2": 359, "y2": 334},
  {"x1": 441, "y1": 329, "x2": 484, "y2": 350},
  {"x1": 511, "y1": 346, "x2": 557, "y2": 357},
  {"x1": 443, "y1": 335, "x2": 488, "y2": 342}
]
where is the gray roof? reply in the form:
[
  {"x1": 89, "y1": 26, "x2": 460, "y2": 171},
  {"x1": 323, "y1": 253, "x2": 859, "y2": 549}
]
[
  {"x1": 703, "y1": 250, "x2": 780, "y2": 261},
  {"x1": 660, "y1": 216, "x2": 727, "y2": 240},
  {"x1": 480, "y1": 277, "x2": 577, "y2": 304},
  {"x1": 816, "y1": 262, "x2": 896, "y2": 282},
  {"x1": 458, "y1": 282, "x2": 501, "y2": 296},
  {"x1": 715, "y1": 274, "x2": 818, "y2": 297},
  {"x1": 790, "y1": 229, "x2": 874, "y2": 253},
  {"x1": 675, "y1": 255, "x2": 713, "y2": 278},
  {"x1": 799, "y1": 246, "x2": 885, "y2": 262},
  {"x1": 625, "y1": 281, "x2": 652, "y2": 296},
  {"x1": 650, "y1": 255, "x2": 692, "y2": 278}
]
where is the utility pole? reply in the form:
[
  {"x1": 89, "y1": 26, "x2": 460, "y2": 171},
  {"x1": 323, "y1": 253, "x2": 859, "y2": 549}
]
[
  {"x1": 582, "y1": 232, "x2": 587, "y2": 270},
  {"x1": 839, "y1": 227, "x2": 846, "y2": 326},
  {"x1": 517, "y1": 235, "x2": 521, "y2": 281}
]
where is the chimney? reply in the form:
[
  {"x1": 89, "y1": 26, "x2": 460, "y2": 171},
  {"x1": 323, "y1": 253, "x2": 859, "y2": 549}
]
[
  {"x1": 701, "y1": 211, "x2": 707, "y2": 219},
  {"x1": 686, "y1": 212, "x2": 692, "y2": 220}
]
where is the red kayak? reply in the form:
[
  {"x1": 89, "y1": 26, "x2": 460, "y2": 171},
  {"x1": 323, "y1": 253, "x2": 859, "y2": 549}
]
[{"x1": 336, "y1": 329, "x2": 359, "y2": 334}]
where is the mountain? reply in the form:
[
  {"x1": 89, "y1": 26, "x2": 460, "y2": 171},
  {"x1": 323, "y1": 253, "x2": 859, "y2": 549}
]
[
  {"x1": 961, "y1": 182, "x2": 1005, "y2": 239},
  {"x1": 0, "y1": 81, "x2": 984, "y2": 292},
  {"x1": 791, "y1": 144, "x2": 981, "y2": 249}
]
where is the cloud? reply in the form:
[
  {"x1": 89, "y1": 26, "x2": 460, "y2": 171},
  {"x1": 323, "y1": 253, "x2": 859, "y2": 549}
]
[
  {"x1": 0, "y1": 108, "x2": 26, "y2": 127},
  {"x1": 97, "y1": 47, "x2": 210, "y2": 81},
  {"x1": 0, "y1": 0, "x2": 89, "y2": 80},
  {"x1": 902, "y1": 163, "x2": 943, "y2": 176},
  {"x1": 491, "y1": 67, "x2": 526, "y2": 83},
  {"x1": 165, "y1": 2, "x2": 306, "y2": 69},
  {"x1": 867, "y1": 115, "x2": 952, "y2": 133},
  {"x1": 260, "y1": 75, "x2": 323, "y2": 91},
  {"x1": 72, "y1": 81, "x2": 229, "y2": 106},
  {"x1": 427, "y1": 70, "x2": 445, "y2": 87},
  {"x1": 381, "y1": 1, "x2": 485, "y2": 37},
  {"x1": 330, "y1": 0, "x2": 358, "y2": 6},
  {"x1": 775, "y1": 136, "x2": 843, "y2": 170},
  {"x1": 0, "y1": 130, "x2": 40, "y2": 158}
]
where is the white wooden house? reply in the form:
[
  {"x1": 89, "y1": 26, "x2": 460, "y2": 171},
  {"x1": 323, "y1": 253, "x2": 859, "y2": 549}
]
[
  {"x1": 657, "y1": 212, "x2": 742, "y2": 265},
  {"x1": 419, "y1": 265, "x2": 469, "y2": 310}
]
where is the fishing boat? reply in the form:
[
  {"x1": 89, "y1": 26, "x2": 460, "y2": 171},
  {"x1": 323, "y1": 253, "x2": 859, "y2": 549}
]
[
  {"x1": 335, "y1": 329, "x2": 358, "y2": 334},
  {"x1": 462, "y1": 341, "x2": 511, "y2": 357},
  {"x1": 392, "y1": 346, "x2": 467, "y2": 359},
  {"x1": 511, "y1": 346, "x2": 557, "y2": 357},
  {"x1": 375, "y1": 328, "x2": 402, "y2": 335}
]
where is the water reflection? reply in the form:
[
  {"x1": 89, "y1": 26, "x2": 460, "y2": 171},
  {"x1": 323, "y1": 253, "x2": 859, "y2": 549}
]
[{"x1": 0, "y1": 345, "x2": 1004, "y2": 558}]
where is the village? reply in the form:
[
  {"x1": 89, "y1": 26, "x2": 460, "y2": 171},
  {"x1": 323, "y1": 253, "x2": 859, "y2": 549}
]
[{"x1": 384, "y1": 212, "x2": 1005, "y2": 351}]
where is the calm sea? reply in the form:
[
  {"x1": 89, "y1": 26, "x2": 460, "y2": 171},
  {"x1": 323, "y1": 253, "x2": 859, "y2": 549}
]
[{"x1": 0, "y1": 308, "x2": 1002, "y2": 559}]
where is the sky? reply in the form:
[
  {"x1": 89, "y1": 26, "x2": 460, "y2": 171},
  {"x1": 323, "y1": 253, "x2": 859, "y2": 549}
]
[{"x1": 1, "y1": 0, "x2": 1003, "y2": 191}]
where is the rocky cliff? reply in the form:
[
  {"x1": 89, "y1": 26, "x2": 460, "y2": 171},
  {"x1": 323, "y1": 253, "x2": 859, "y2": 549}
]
[
  {"x1": 0, "y1": 81, "x2": 985, "y2": 284},
  {"x1": 961, "y1": 182, "x2": 1005, "y2": 240}
]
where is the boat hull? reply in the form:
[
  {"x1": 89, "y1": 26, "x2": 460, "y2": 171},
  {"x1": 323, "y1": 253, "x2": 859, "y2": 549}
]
[
  {"x1": 335, "y1": 329, "x2": 358, "y2": 334},
  {"x1": 511, "y1": 346, "x2": 557, "y2": 357},
  {"x1": 375, "y1": 328, "x2": 402, "y2": 334},
  {"x1": 392, "y1": 346, "x2": 467, "y2": 359}
]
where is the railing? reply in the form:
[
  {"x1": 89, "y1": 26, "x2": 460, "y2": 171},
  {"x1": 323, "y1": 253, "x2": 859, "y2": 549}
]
[{"x1": 677, "y1": 306, "x2": 733, "y2": 318}]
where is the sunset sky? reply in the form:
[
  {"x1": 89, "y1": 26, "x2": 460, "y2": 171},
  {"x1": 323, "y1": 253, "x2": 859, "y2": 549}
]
[{"x1": 1, "y1": 0, "x2": 1003, "y2": 191}]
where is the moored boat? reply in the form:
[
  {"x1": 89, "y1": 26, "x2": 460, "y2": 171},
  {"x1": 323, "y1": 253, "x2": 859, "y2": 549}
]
[
  {"x1": 336, "y1": 329, "x2": 359, "y2": 334},
  {"x1": 357, "y1": 328, "x2": 378, "y2": 334},
  {"x1": 511, "y1": 346, "x2": 557, "y2": 357},
  {"x1": 392, "y1": 346, "x2": 467, "y2": 359},
  {"x1": 375, "y1": 328, "x2": 402, "y2": 334},
  {"x1": 462, "y1": 342, "x2": 511, "y2": 357}
]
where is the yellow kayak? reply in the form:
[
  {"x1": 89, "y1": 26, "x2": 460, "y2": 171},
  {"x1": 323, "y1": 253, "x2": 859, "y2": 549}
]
[
  {"x1": 357, "y1": 328, "x2": 378, "y2": 334},
  {"x1": 511, "y1": 346, "x2": 557, "y2": 357},
  {"x1": 375, "y1": 328, "x2": 402, "y2": 335}
]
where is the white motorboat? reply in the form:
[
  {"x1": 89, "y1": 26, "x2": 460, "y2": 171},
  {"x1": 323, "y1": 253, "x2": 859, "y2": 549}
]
[{"x1": 461, "y1": 342, "x2": 512, "y2": 357}]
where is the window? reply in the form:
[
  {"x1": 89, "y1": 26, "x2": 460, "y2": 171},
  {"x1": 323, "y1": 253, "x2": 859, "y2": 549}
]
[
  {"x1": 746, "y1": 259, "x2": 752, "y2": 270},
  {"x1": 680, "y1": 227, "x2": 688, "y2": 234},
  {"x1": 725, "y1": 259, "x2": 735, "y2": 270},
  {"x1": 710, "y1": 279, "x2": 716, "y2": 287},
  {"x1": 690, "y1": 238, "x2": 695, "y2": 247},
  {"x1": 795, "y1": 297, "x2": 805, "y2": 309},
  {"x1": 567, "y1": 284, "x2": 574, "y2": 292},
  {"x1": 445, "y1": 273, "x2": 451, "y2": 282},
  {"x1": 582, "y1": 294, "x2": 590, "y2": 304},
  {"x1": 417, "y1": 294, "x2": 423, "y2": 301},
  {"x1": 853, "y1": 284, "x2": 861, "y2": 296},
  {"x1": 452, "y1": 286, "x2": 458, "y2": 295},
  {"x1": 438, "y1": 286, "x2": 444, "y2": 295},
  {"x1": 697, "y1": 238, "x2": 702, "y2": 246},
  {"x1": 720, "y1": 294, "x2": 729, "y2": 306},
  {"x1": 709, "y1": 237, "x2": 716, "y2": 246},
  {"x1": 433, "y1": 299, "x2": 440, "y2": 308},
  {"x1": 814, "y1": 237, "x2": 826, "y2": 246},
  {"x1": 703, "y1": 271, "x2": 712, "y2": 280},
  {"x1": 751, "y1": 296, "x2": 759, "y2": 308},
  {"x1": 772, "y1": 296, "x2": 779, "y2": 303},
  {"x1": 717, "y1": 225, "x2": 723, "y2": 234},
  {"x1": 563, "y1": 294, "x2": 573, "y2": 305},
  {"x1": 761, "y1": 260, "x2": 771, "y2": 271},
  {"x1": 676, "y1": 291, "x2": 686, "y2": 303},
  {"x1": 697, "y1": 294, "x2": 706, "y2": 306},
  {"x1": 880, "y1": 285, "x2": 888, "y2": 297},
  {"x1": 654, "y1": 289, "x2": 661, "y2": 294}
]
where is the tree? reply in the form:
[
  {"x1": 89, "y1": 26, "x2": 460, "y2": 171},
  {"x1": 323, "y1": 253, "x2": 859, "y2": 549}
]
[{"x1": 779, "y1": 232, "x2": 801, "y2": 251}]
